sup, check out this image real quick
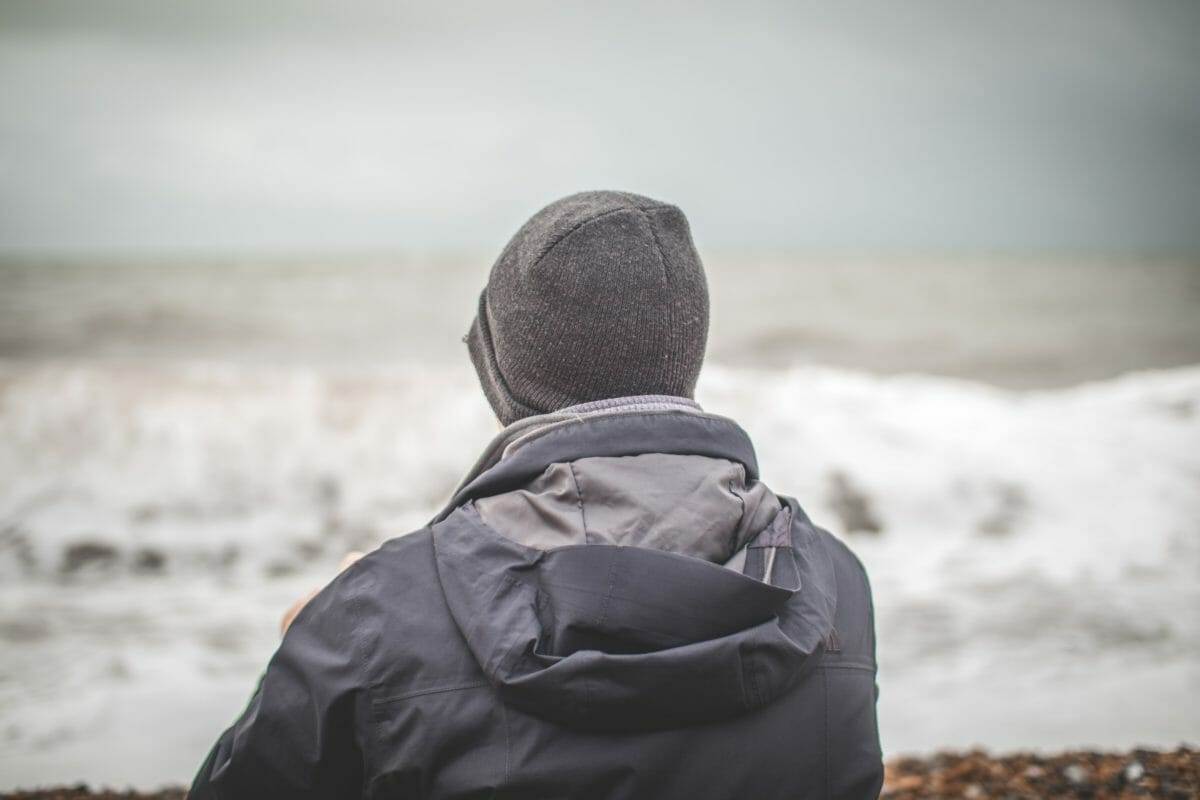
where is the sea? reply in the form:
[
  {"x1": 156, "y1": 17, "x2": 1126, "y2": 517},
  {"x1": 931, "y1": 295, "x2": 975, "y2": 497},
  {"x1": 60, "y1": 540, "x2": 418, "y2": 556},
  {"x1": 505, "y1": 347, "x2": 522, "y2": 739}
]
[{"x1": 1, "y1": 255, "x2": 1198, "y2": 789}]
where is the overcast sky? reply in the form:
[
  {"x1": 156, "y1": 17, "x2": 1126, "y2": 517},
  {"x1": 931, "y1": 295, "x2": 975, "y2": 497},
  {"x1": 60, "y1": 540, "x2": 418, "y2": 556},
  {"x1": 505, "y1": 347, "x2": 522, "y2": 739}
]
[{"x1": 2, "y1": 0, "x2": 1198, "y2": 256}]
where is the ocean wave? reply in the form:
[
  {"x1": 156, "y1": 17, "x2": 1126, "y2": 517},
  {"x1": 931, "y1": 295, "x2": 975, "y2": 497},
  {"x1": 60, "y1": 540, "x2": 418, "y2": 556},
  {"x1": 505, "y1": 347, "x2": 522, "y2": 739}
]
[{"x1": 3, "y1": 360, "x2": 1195, "y2": 583}]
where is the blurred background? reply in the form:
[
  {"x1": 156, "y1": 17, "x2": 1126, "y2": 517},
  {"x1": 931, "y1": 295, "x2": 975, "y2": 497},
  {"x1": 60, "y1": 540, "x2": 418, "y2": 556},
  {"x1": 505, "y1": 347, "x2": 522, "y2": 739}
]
[{"x1": 1, "y1": 0, "x2": 1198, "y2": 789}]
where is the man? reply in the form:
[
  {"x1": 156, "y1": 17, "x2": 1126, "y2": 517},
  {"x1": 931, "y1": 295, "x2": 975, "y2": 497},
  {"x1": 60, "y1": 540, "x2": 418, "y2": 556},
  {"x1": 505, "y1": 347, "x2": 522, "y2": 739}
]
[{"x1": 190, "y1": 191, "x2": 883, "y2": 799}]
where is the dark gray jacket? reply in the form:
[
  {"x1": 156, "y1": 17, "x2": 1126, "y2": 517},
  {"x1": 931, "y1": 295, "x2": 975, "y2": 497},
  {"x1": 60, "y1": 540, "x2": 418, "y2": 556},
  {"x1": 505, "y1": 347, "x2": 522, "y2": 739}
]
[{"x1": 190, "y1": 401, "x2": 882, "y2": 799}]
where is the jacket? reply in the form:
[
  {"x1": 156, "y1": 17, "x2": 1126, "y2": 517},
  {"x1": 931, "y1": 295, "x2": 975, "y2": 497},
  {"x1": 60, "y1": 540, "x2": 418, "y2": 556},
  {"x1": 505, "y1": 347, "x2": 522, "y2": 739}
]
[{"x1": 190, "y1": 398, "x2": 883, "y2": 799}]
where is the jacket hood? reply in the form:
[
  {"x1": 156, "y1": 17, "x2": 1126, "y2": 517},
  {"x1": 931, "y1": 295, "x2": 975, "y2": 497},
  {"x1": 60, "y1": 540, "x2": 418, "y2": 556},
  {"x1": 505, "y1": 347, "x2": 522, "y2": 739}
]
[{"x1": 430, "y1": 403, "x2": 838, "y2": 732}]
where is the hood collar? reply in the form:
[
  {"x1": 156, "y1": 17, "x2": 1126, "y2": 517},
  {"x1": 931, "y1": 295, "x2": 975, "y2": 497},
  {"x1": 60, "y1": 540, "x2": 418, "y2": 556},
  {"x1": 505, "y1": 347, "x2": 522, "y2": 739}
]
[{"x1": 436, "y1": 400, "x2": 758, "y2": 524}]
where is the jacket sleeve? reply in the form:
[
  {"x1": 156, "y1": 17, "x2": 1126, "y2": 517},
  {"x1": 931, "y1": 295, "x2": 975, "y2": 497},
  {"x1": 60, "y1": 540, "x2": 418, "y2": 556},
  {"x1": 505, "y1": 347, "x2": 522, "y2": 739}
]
[{"x1": 188, "y1": 567, "x2": 369, "y2": 800}]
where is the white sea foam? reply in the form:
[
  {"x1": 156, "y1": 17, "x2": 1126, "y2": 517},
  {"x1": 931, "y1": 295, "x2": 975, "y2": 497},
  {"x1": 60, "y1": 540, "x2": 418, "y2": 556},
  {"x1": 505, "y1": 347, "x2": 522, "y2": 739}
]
[{"x1": 0, "y1": 360, "x2": 1197, "y2": 787}]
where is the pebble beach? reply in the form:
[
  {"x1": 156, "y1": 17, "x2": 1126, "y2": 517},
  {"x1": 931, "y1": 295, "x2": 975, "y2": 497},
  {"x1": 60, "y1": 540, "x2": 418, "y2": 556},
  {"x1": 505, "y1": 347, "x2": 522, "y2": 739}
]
[{"x1": 4, "y1": 747, "x2": 1196, "y2": 799}]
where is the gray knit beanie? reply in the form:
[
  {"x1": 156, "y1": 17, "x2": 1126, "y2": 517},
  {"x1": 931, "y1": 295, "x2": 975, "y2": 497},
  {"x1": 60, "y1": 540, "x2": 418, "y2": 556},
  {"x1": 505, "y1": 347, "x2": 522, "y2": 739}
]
[{"x1": 466, "y1": 190, "x2": 709, "y2": 426}]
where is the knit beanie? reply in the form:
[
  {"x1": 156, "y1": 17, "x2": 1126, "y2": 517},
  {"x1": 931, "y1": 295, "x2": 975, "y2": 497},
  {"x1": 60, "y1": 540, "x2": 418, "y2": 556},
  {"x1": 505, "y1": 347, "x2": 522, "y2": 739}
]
[{"x1": 466, "y1": 190, "x2": 709, "y2": 426}]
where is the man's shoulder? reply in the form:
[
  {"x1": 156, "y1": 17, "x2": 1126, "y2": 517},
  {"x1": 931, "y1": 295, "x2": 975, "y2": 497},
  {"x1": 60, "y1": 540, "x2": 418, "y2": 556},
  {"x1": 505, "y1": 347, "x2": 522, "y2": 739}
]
[
  {"x1": 332, "y1": 527, "x2": 479, "y2": 688},
  {"x1": 364, "y1": 526, "x2": 439, "y2": 579},
  {"x1": 344, "y1": 526, "x2": 449, "y2": 628}
]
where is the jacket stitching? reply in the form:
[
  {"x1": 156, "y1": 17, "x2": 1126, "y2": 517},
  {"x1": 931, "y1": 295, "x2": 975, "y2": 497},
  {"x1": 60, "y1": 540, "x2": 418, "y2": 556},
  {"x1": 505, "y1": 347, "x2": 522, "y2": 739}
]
[
  {"x1": 372, "y1": 682, "x2": 490, "y2": 706},
  {"x1": 567, "y1": 461, "x2": 590, "y2": 544},
  {"x1": 729, "y1": 477, "x2": 747, "y2": 554},
  {"x1": 596, "y1": 549, "x2": 621, "y2": 629},
  {"x1": 736, "y1": 647, "x2": 751, "y2": 711}
]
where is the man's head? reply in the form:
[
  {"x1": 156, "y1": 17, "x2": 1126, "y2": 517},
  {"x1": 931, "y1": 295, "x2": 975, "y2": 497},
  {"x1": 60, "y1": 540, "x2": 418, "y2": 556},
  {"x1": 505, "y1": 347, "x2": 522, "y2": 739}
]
[{"x1": 466, "y1": 190, "x2": 710, "y2": 425}]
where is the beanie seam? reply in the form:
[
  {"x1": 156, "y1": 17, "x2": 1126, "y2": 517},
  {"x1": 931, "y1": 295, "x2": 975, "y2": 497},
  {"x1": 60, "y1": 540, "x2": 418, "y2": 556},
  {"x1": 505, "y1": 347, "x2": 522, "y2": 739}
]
[
  {"x1": 530, "y1": 204, "x2": 674, "y2": 274},
  {"x1": 638, "y1": 208, "x2": 671, "y2": 283}
]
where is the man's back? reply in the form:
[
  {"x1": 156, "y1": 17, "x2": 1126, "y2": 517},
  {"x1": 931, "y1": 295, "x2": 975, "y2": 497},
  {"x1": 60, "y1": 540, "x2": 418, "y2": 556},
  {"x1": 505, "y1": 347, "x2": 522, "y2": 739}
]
[
  {"x1": 190, "y1": 403, "x2": 882, "y2": 799},
  {"x1": 191, "y1": 190, "x2": 882, "y2": 798}
]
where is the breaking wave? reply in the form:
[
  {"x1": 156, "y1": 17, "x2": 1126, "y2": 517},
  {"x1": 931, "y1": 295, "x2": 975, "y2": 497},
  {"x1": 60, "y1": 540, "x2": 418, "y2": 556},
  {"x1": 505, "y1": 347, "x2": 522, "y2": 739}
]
[{"x1": 3, "y1": 360, "x2": 1196, "y2": 583}]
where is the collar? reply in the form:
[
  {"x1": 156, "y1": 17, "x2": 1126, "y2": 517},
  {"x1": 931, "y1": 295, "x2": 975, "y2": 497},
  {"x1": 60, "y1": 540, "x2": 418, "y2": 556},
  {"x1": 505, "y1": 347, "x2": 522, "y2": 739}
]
[{"x1": 435, "y1": 400, "x2": 759, "y2": 523}]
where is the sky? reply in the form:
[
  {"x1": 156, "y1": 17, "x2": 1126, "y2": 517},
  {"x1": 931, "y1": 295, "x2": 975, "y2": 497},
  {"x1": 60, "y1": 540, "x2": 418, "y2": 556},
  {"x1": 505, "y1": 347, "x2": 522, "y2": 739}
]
[{"x1": 1, "y1": 0, "x2": 1199, "y2": 257}]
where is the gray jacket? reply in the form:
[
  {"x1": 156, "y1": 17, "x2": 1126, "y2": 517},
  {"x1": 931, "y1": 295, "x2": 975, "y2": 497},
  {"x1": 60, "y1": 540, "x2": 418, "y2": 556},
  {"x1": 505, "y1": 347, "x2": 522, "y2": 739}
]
[{"x1": 190, "y1": 400, "x2": 883, "y2": 799}]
